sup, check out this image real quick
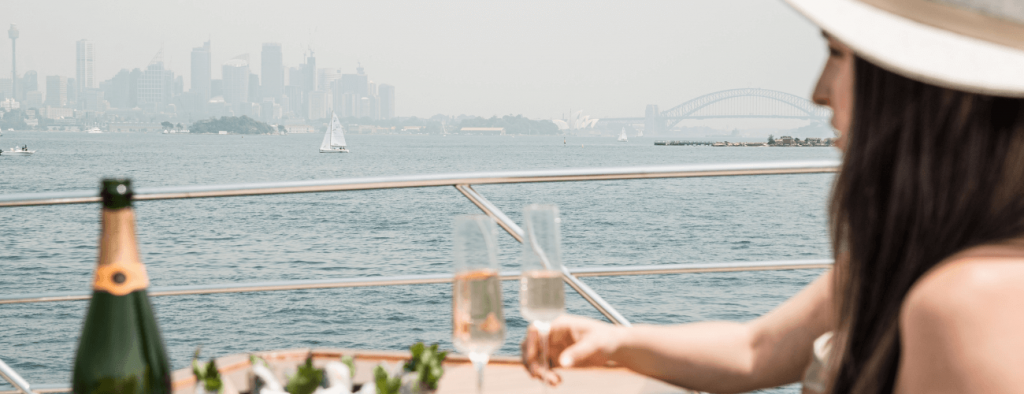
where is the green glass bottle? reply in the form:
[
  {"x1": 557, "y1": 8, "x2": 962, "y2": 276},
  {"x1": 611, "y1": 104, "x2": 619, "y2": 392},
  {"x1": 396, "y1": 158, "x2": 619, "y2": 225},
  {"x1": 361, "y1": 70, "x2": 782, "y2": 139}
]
[{"x1": 72, "y1": 179, "x2": 171, "y2": 394}]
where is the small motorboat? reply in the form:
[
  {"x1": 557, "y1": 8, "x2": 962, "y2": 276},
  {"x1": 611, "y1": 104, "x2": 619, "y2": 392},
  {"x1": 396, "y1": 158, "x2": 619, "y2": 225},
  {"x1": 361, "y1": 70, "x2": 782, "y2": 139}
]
[{"x1": 4, "y1": 145, "x2": 36, "y2": 155}]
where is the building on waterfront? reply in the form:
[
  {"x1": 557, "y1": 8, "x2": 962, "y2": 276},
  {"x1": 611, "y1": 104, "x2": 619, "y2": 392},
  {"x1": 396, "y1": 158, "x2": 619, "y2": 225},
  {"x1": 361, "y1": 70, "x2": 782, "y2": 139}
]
[
  {"x1": 261, "y1": 43, "x2": 283, "y2": 99},
  {"x1": 222, "y1": 55, "x2": 250, "y2": 107},
  {"x1": 107, "y1": 122, "x2": 163, "y2": 133},
  {"x1": 46, "y1": 76, "x2": 68, "y2": 107},
  {"x1": 460, "y1": 127, "x2": 505, "y2": 135},
  {"x1": 191, "y1": 40, "x2": 212, "y2": 108},
  {"x1": 307, "y1": 90, "x2": 328, "y2": 120},
  {"x1": 138, "y1": 56, "x2": 174, "y2": 113},
  {"x1": 76, "y1": 40, "x2": 95, "y2": 100},
  {"x1": 378, "y1": 84, "x2": 395, "y2": 120},
  {"x1": 38, "y1": 106, "x2": 74, "y2": 120}
]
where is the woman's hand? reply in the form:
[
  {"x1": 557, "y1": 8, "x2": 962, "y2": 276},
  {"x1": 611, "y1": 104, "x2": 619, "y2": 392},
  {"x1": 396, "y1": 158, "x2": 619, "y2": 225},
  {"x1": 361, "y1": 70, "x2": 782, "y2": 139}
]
[{"x1": 520, "y1": 315, "x2": 625, "y2": 386}]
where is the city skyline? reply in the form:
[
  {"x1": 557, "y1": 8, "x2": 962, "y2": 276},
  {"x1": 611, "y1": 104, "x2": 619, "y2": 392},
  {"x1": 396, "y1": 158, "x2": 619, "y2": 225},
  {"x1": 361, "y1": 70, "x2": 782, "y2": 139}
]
[{"x1": 0, "y1": 1, "x2": 825, "y2": 119}]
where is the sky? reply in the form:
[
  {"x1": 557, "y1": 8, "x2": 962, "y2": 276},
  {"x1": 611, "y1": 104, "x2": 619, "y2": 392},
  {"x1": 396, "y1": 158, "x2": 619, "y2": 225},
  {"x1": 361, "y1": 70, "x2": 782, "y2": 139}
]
[{"x1": 0, "y1": 0, "x2": 826, "y2": 120}]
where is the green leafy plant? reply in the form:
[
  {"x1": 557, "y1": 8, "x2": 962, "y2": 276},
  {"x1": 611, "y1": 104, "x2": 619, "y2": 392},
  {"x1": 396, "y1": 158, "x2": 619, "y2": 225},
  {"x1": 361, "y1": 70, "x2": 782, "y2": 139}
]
[
  {"x1": 373, "y1": 365, "x2": 402, "y2": 394},
  {"x1": 404, "y1": 343, "x2": 448, "y2": 390},
  {"x1": 286, "y1": 354, "x2": 324, "y2": 394},
  {"x1": 341, "y1": 355, "x2": 356, "y2": 378},
  {"x1": 192, "y1": 347, "x2": 223, "y2": 393},
  {"x1": 250, "y1": 354, "x2": 269, "y2": 368}
]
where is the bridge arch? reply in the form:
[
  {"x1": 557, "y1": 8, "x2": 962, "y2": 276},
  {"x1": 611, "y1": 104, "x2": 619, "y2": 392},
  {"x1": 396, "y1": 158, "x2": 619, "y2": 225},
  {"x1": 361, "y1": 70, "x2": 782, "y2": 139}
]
[{"x1": 660, "y1": 88, "x2": 831, "y2": 121}]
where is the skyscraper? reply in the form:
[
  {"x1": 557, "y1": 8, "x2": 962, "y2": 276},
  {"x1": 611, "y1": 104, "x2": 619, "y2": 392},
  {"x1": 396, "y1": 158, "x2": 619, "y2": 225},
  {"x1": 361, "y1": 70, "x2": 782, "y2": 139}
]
[
  {"x1": 45, "y1": 76, "x2": 67, "y2": 107},
  {"x1": 318, "y1": 68, "x2": 341, "y2": 92},
  {"x1": 138, "y1": 55, "x2": 173, "y2": 113},
  {"x1": 76, "y1": 40, "x2": 95, "y2": 95},
  {"x1": 128, "y1": 68, "x2": 141, "y2": 108},
  {"x1": 307, "y1": 90, "x2": 327, "y2": 120},
  {"x1": 303, "y1": 53, "x2": 317, "y2": 94},
  {"x1": 104, "y1": 69, "x2": 131, "y2": 109},
  {"x1": 222, "y1": 55, "x2": 250, "y2": 105},
  {"x1": 248, "y1": 74, "x2": 260, "y2": 103},
  {"x1": 261, "y1": 43, "x2": 283, "y2": 99},
  {"x1": 67, "y1": 77, "x2": 77, "y2": 106},
  {"x1": 337, "y1": 65, "x2": 369, "y2": 118},
  {"x1": 9, "y1": 25, "x2": 18, "y2": 103},
  {"x1": 378, "y1": 84, "x2": 395, "y2": 119},
  {"x1": 191, "y1": 40, "x2": 212, "y2": 105},
  {"x1": 21, "y1": 70, "x2": 37, "y2": 99}
]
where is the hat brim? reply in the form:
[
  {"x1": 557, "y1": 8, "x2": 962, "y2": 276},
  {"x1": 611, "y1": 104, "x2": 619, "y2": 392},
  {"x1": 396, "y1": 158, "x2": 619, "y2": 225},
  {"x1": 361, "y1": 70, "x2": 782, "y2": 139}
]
[{"x1": 785, "y1": 0, "x2": 1024, "y2": 98}]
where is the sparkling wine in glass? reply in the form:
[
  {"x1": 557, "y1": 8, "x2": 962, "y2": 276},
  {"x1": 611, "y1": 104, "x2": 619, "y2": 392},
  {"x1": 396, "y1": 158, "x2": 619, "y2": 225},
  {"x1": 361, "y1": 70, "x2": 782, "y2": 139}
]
[
  {"x1": 452, "y1": 215, "x2": 507, "y2": 394},
  {"x1": 520, "y1": 204, "x2": 566, "y2": 385}
]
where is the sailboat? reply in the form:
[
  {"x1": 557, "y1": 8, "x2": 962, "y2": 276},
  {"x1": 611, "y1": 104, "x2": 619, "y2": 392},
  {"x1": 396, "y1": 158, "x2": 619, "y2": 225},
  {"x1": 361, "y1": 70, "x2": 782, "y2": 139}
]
[
  {"x1": 637, "y1": 129, "x2": 643, "y2": 137},
  {"x1": 319, "y1": 112, "x2": 349, "y2": 153},
  {"x1": 617, "y1": 128, "x2": 628, "y2": 142}
]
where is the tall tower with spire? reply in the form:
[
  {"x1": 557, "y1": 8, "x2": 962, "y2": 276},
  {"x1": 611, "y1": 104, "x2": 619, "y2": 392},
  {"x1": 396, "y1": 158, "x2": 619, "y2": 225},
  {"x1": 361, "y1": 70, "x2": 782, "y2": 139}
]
[{"x1": 8, "y1": 25, "x2": 19, "y2": 100}]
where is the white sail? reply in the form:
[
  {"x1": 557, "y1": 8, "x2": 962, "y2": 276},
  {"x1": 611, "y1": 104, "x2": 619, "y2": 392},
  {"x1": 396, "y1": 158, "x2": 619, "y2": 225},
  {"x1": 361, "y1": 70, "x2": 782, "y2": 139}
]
[
  {"x1": 320, "y1": 127, "x2": 332, "y2": 151},
  {"x1": 618, "y1": 128, "x2": 628, "y2": 142},
  {"x1": 329, "y1": 113, "x2": 347, "y2": 148}
]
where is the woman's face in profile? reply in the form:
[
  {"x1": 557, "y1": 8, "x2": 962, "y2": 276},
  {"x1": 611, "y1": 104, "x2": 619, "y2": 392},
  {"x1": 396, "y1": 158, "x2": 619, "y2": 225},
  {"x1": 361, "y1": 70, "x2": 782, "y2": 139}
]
[{"x1": 813, "y1": 35, "x2": 855, "y2": 151}]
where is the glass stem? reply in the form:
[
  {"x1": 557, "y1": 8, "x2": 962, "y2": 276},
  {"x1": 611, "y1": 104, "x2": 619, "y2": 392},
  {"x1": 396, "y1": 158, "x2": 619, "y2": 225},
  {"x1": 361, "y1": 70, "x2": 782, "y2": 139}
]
[
  {"x1": 469, "y1": 352, "x2": 489, "y2": 394},
  {"x1": 535, "y1": 321, "x2": 552, "y2": 393}
]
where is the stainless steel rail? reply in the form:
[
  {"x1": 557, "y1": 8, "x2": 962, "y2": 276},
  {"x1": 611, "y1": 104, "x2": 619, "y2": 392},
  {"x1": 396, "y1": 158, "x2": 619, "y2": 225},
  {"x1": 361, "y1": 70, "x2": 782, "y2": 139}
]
[
  {"x1": 0, "y1": 384, "x2": 67, "y2": 394},
  {"x1": 0, "y1": 358, "x2": 32, "y2": 394},
  {"x1": 0, "y1": 259, "x2": 833, "y2": 305},
  {"x1": 456, "y1": 184, "x2": 634, "y2": 326},
  {"x1": 0, "y1": 160, "x2": 839, "y2": 207}
]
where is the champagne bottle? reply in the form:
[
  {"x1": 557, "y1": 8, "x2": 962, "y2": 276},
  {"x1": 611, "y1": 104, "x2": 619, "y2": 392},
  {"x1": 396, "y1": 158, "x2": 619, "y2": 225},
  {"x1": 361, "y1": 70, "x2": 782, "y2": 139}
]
[{"x1": 72, "y1": 179, "x2": 171, "y2": 394}]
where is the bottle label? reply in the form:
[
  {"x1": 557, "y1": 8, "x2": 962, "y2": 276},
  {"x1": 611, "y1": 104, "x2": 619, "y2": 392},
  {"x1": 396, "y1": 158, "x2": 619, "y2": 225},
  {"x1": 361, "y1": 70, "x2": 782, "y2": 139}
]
[{"x1": 93, "y1": 260, "x2": 150, "y2": 296}]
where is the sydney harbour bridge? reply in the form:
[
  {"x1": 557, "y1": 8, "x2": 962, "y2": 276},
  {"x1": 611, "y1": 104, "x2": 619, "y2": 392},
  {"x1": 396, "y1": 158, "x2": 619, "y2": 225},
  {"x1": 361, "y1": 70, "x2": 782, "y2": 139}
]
[{"x1": 602, "y1": 88, "x2": 833, "y2": 134}]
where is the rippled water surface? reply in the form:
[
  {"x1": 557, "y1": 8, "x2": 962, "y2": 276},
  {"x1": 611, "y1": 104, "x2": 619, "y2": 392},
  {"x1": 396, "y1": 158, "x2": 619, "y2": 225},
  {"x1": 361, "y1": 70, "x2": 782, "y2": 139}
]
[{"x1": 0, "y1": 131, "x2": 839, "y2": 393}]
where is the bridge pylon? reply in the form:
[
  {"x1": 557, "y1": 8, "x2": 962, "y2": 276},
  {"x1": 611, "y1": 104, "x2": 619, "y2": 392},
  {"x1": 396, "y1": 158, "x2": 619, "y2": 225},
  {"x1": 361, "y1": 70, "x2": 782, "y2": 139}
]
[{"x1": 644, "y1": 104, "x2": 666, "y2": 136}]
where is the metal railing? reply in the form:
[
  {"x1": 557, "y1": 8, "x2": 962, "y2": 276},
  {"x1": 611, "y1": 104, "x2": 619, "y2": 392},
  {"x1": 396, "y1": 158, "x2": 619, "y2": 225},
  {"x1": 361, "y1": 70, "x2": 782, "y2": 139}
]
[{"x1": 0, "y1": 160, "x2": 838, "y2": 393}]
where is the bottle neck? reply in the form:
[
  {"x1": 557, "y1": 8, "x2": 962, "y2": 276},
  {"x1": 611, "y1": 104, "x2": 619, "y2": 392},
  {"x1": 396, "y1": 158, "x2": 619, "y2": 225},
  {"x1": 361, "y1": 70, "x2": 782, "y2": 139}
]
[
  {"x1": 98, "y1": 207, "x2": 141, "y2": 267},
  {"x1": 94, "y1": 207, "x2": 150, "y2": 295}
]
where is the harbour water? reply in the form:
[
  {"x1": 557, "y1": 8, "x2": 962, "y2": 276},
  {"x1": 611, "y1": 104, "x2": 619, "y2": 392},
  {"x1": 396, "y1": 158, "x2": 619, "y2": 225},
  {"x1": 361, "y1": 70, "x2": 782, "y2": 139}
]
[{"x1": 0, "y1": 131, "x2": 839, "y2": 393}]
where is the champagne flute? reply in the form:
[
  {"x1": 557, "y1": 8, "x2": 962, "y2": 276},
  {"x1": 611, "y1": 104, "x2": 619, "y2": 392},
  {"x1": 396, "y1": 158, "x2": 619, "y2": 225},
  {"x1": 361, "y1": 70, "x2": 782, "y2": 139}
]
[
  {"x1": 519, "y1": 204, "x2": 566, "y2": 387},
  {"x1": 452, "y1": 215, "x2": 506, "y2": 394}
]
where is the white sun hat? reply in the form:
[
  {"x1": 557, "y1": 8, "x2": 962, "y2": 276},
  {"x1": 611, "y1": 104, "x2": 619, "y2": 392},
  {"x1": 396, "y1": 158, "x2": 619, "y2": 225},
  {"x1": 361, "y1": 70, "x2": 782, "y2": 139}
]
[{"x1": 784, "y1": 0, "x2": 1024, "y2": 97}]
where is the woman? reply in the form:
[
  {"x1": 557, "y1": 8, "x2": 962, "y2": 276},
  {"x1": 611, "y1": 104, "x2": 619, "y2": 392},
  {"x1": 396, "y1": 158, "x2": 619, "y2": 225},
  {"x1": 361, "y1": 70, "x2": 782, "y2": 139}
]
[{"x1": 522, "y1": 0, "x2": 1024, "y2": 393}]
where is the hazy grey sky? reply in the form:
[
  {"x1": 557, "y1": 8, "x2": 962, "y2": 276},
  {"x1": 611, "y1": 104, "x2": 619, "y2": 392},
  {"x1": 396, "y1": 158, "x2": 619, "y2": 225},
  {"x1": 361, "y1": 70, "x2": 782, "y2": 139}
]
[{"x1": 0, "y1": 0, "x2": 825, "y2": 119}]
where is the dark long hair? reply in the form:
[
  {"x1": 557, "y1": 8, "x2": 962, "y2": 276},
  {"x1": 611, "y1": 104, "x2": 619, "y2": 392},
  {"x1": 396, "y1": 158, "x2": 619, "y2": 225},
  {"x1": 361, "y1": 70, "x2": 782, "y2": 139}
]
[{"x1": 829, "y1": 57, "x2": 1024, "y2": 393}]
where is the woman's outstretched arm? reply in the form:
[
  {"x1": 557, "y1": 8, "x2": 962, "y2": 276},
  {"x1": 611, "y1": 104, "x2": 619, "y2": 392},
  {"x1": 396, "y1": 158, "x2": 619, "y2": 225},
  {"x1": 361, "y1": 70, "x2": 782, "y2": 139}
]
[{"x1": 523, "y1": 270, "x2": 835, "y2": 393}]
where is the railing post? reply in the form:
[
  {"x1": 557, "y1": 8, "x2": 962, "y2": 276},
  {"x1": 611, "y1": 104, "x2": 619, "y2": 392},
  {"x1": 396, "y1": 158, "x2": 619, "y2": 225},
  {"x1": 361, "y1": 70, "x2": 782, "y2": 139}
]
[
  {"x1": 0, "y1": 357, "x2": 32, "y2": 394},
  {"x1": 455, "y1": 184, "x2": 632, "y2": 326}
]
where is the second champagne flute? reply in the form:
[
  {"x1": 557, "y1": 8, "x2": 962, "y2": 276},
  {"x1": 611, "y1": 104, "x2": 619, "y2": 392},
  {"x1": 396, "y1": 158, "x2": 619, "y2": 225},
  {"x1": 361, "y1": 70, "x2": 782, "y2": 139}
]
[
  {"x1": 452, "y1": 215, "x2": 506, "y2": 394},
  {"x1": 519, "y1": 204, "x2": 566, "y2": 384}
]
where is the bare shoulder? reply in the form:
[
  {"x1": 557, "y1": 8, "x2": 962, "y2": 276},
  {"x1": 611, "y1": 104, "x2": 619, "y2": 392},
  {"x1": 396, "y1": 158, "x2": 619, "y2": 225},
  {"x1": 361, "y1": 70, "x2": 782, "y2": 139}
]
[
  {"x1": 908, "y1": 247, "x2": 1024, "y2": 309},
  {"x1": 895, "y1": 245, "x2": 1024, "y2": 393}
]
